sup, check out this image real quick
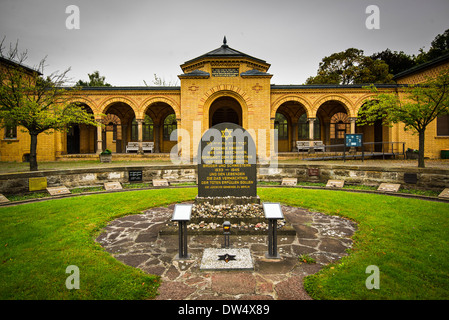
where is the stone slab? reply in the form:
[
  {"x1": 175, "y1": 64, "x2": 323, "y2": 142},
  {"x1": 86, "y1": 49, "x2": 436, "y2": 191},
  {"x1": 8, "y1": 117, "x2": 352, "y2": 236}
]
[
  {"x1": 0, "y1": 194, "x2": 9, "y2": 204},
  {"x1": 377, "y1": 183, "x2": 401, "y2": 193},
  {"x1": 281, "y1": 178, "x2": 297, "y2": 186},
  {"x1": 438, "y1": 188, "x2": 449, "y2": 199},
  {"x1": 308, "y1": 168, "x2": 320, "y2": 176},
  {"x1": 29, "y1": 177, "x2": 47, "y2": 191},
  {"x1": 152, "y1": 179, "x2": 169, "y2": 187},
  {"x1": 200, "y1": 248, "x2": 254, "y2": 270},
  {"x1": 104, "y1": 182, "x2": 122, "y2": 190},
  {"x1": 47, "y1": 186, "x2": 71, "y2": 196},
  {"x1": 326, "y1": 180, "x2": 344, "y2": 188}
]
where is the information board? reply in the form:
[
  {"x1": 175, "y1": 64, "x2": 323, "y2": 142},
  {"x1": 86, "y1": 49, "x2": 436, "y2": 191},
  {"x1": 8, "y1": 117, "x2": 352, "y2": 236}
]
[{"x1": 345, "y1": 134, "x2": 363, "y2": 147}]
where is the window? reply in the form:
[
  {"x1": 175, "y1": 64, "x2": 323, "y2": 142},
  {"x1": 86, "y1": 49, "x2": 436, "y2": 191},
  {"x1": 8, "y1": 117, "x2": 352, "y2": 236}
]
[
  {"x1": 437, "y1": 114, "x2": 449, "y2": 136},
  {"x1": 4, "y1": 125, "x2": 17, "y2": 139},
  {"x1": 330, "y1": 113, "x2": 350, "y2": 139},
  {"x1": 131, "y1": 116, "x2": 154, "y2": 141},
  {"x1": 297, "y1": 114, "x2": 321, "y2": 140},
  {"x1": 275, "y1": 113, "x2": 288, "y2": 139},
  {"x1": 163, "y1": 114, "x2": 177, "y2": 140},
  {"x1": 298, "y1": 114, "x2": 308, "y2": 140}
]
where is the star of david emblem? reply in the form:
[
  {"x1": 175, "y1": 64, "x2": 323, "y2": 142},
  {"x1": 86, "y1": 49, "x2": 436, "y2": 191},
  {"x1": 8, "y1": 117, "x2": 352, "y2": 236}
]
[
  {"x1": 221, "y1": 128, "x2": 233, "y2": 141},
  {"x1": 217, "y1": 253, "x2": 236, "y2": 263}
]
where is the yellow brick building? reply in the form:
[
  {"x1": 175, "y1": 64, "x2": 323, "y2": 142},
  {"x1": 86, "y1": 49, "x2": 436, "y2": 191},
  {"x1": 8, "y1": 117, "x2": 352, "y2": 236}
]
[
  {"x1": 392, "y1": 53, "x2": 449, "y2": 159},
  {"x1": 1, "y1": 38, "x2": 448, "y2": 162}
]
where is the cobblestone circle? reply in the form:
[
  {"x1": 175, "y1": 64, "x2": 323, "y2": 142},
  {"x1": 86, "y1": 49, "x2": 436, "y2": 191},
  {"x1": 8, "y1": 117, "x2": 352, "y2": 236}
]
[{"x1": 95, "y1": 203, "x2": 357, "y2": 300}]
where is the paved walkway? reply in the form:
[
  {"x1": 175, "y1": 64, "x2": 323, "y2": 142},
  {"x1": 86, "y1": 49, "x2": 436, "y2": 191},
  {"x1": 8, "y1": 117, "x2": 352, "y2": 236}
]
[{"x1": 96, "y1": 203, "x2": 357, "y2": 300}]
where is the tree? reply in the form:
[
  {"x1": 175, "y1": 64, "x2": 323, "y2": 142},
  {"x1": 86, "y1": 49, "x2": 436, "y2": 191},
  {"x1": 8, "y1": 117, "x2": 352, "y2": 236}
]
[
  {"x1": 76, "y1": 70, "x2": 111, "y2": 87},
  {"x1": 0, "y1": 40, "x2": 99, "y2": 171},
  {"x1": 305, "y1": 48, "x2": 394, "y2": 85},
  {"x1": 370, "y1": 49, "x2": 416, "y2": 75},
  {"x1": 143, "y1": 73, "x2": 179, "y2": 86},
  {"x1": 358, "y1": 69, "x2": 449, "y2": 168},
  {"x1": 415, "y1": 29, "x2": 449, "y2": 64}
]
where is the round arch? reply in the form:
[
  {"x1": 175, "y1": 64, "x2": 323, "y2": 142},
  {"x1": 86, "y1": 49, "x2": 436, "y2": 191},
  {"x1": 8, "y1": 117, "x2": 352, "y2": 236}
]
[
  {"x1": 98, "y1": 96, "x2": 139, "y2": 115},
  {"x1": 313, "y1": 94, "x2": 354, "y2": 117},
  {"x1": 67, "y1": 97, "x2": 98, "y2": 114},
  {"x1": 140, "y1": 96, "x2": 180, "y2": 120},
  {"x1": 271, "y1": 95, "x2": 312, "y2": 119},
  {"x1": 64, "y1": 101, "x2": 96, "y2": 155},
  {"x1": 209, "y1": 96, "x2": 242, "y2": 127},
  {"x1": 201, "y1": 88, "x2": 249, "y2": 132}
]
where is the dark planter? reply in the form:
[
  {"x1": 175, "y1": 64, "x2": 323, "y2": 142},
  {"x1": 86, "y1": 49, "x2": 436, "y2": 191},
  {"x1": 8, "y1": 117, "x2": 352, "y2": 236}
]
[
  {"x1": 99, "y1": 154, "x2": 112, "y2": 163},
  {"x1": 406, "y1": 151, "x2": 419, "y2": 160}
]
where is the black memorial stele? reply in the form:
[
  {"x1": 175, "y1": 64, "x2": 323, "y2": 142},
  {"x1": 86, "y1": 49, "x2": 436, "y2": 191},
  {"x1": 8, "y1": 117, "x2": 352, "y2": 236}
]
[{"x1": 196, "y1": 122, "x2": 259, "y2": 205}]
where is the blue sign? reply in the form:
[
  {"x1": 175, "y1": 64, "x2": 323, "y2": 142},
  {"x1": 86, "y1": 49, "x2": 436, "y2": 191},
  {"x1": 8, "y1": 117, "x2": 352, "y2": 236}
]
[{"x1": 345, "y1": 134, "x2": 363, "y2": 147}]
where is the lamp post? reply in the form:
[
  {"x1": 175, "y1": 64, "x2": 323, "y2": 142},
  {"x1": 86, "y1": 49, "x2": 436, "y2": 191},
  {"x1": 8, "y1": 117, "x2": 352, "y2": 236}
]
[
  {"x1": 263, "y1": 202, "x2": 284, "y2": 259},
  {"x1": 171, "y1": 204, "x2": 192, "y2": 259},
  {"x1": 223, "y1": 221, "x2": 231, "y2": 248}
]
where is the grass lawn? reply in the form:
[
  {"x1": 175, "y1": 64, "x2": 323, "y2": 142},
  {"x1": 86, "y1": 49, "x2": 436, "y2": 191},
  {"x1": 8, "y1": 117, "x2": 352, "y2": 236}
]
[
  {"x1": 1, "y1": 187, "x2": 448, "y2": 299},
  {"x1": 258, "y1": 188, "x2": 449, "y2": 299},
  {"x1": 0, "y1": 188, "x2": 197, "y2": 299}
]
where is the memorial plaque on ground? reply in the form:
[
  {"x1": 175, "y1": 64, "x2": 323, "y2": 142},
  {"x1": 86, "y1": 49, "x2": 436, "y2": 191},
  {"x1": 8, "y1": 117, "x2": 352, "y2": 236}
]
[
  {"x1": 153, "y1": 179, "x2": 169, "y2": 187},
  {"x1": 104, "y1": 182, "x2": 122, "y2": 190},
  {"x1": 377, "y1": 183, "x2": 401, "y2": 193},
  {"x1": 281, "y1": 178, "x2": 297, "y2": 186},
  {"x1": 0, "y1": 194, "x2": 9, "y2": 204},
  {"x1": 326, "y1": 180, "x2": 345, "y2": 188},
  {"x1": 197, "y1": 122, "x2": 257, "y2": 198},
  {"x1": 438, "y1": 188, "x2": 449, "y2": 199},
  {"x1": 47, "y1": 186, "x2": 71, "y2": 196}
]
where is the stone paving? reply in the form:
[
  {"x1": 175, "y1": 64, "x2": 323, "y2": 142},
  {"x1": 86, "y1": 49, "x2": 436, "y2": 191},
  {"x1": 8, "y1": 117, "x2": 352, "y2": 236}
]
[{"x1": 95, "y1": 203, "x2": 357, "y2": 300}]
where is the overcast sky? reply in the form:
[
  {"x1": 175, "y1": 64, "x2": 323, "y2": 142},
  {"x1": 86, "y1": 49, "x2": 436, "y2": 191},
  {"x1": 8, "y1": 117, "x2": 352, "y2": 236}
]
[{"x1": 1, "y1": 0, "x2": 448, "y2": 86}]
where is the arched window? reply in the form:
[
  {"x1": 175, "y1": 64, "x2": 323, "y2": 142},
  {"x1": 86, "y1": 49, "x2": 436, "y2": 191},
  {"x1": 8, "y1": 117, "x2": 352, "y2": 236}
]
[
  {"x1": 297, "y1": 114, "x2": 321, "y2": 140},
  {"x1": 131, "y1": 116, "x2": 153, "y2": 141},
  {"x1": 330, "y1": 113, "x2": 350, "y2": 139},
  {"x1": 275, "y1": 113, "x2": 288, "y2": 139},
  {"x1": 163, "y1": 114, "x2": 177, "y2": 140}
]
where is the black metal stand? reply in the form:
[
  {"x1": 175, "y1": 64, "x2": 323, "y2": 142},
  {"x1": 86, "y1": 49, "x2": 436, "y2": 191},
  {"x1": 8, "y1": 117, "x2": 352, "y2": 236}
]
[
  {"x1": 223, "y1": 232, "x2": 230, "y2": 249},
  {"x1": 266, "y1": 219, "x2": 280, "y2": 259},
  {"x1": 176, "y1": 221, "x2": 190, "y2": 259}
]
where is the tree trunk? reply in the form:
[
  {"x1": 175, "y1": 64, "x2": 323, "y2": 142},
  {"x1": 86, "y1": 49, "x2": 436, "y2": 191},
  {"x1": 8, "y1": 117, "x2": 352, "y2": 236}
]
[
  {"x1": 29, "y1": 133, "x2": 39, "y2": 171},
  {"x1": 418, "y1": 130, "x2": 425, "y2": 168}
]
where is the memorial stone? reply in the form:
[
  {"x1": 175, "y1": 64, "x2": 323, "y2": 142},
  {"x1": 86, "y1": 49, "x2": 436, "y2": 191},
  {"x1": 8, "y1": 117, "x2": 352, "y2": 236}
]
[
  {"x1": 281, "y1": 178, "x2": 297, "y2": 186},
  {"x1": 326, "y1": 180, "x2": 345, "y2": 188},
  {"x1": 0, "y1": 194, "x2": 9, "y2": 204},
  {"x1": 377, "y1": 183, "x2": 401, "y2": 193},
  {"x1": 438, "y1": 188, "x2": 449, "y2": 199},
  {"x1": 47, "y1": 186, "x2": 71, "y2": 196},
  {"x1": 104, "y1": 182, "x2": 122, "y2": 190},
  {"x1": 153, "y1": 179, "x2": 169, "y2": 187},
  {"x1": 197, "y1": 122, "x2": 258, "y2": 204}
]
